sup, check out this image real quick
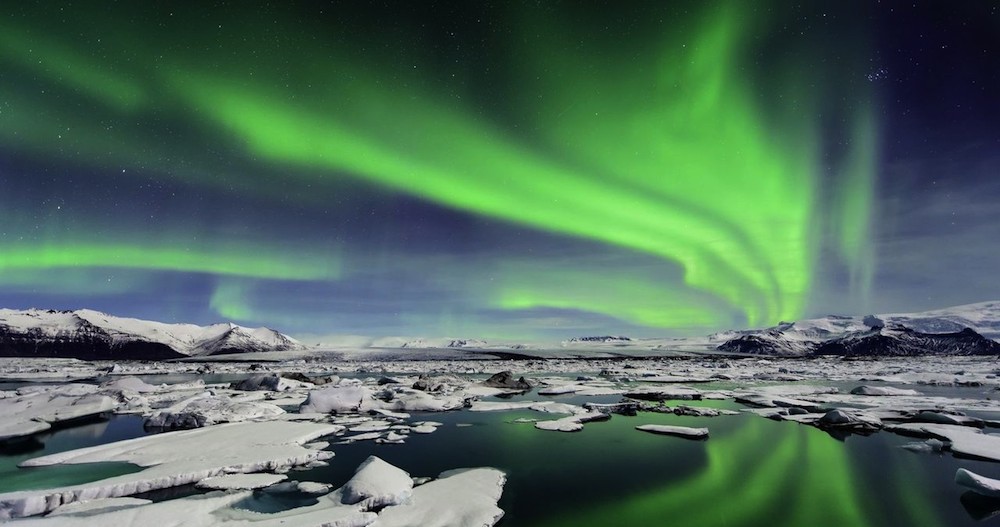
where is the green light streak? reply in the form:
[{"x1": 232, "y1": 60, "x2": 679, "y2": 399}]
[
  {"x1": 0, "y1": 243, "x2": 339, "y2": 281},
  {"x1": 492, "y1": 265, "x2": 729, "y2": 329},
  {"x1": 517, "y1": 6, "x2": 819, "y2": 325},
  {"x1": 163, "y1": 2, "x2": 847, "y2": 327},
  {"x1": 835, "y1": 109, "x2": 878, "y2": 303},
  {"x1": 0, "y1": 23, "x2": 145, "y2": 110},
  {"x1": 532, "y1": 419, "x2": 875, "y2": 527},
  {"x1": 209, "y1": 280, "x2": 255, "y2": 321},
  {"x1": 0, "y1": 3, "x2": 880, "y2": 332}
]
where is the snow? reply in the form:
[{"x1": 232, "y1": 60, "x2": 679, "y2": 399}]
[
  {"x1": 956, "y1": 468, "x2": 1000, "y2": 498},
  {"x1": 10, "y1": 343, "x2": 1000, "y2": 523},
  {"x1": 196, "y1": 473, "x2": 288, "y2": 490},
  {"x1": 624, "y1": 386, "x2": 702, "y2": 401},
  {"x1": 469, "y1": 401, "x2": 577, "y2": 414},
  {"x1": 886, "y1": 423, "x2": 1000, "y2": 462},
  {"x1": 534, "y1": 410, "x2": 609, "y2": 433},
  {"x1": 670, "y1": 405, "x2": 739, "y2": 417},
  {"x1": 849, "y1": 385, "x2": 922, "y2": 396},
  {"x1": 537, "y1": 383, "x2": 623, "y2": 396},
  {"x1": 635, "y1": 424, "x2": 709, "y2": 439},
  {"x1": 299, "y1": 386, "x2": 368, "y2": 414},
  {"x1": 0, "y1": 392, "x2": 116, "y2": 441},
  {"x1": 231, "y1": 374, "x2": 311, "y2": 392},
  {"x1": 365, "y1": 388, "x2": 466, "y2": 413},
  {"x1": 9, "y1": 490, "x2": 373, "y2": 527},
  {"x1": 99, "y1": 376, "x2": 161, "y2": 393},
  {"x1": 349, "y1": 420, "x2": 393, "y2": 433},
  {"x1": 0, "y1": 308, "x2": 303, "y2": 357},
  {"x1": 145, "y1": 394, "x2": 285, "y2": 429},
  {"x1": 341, "y1": 456, "x2": 414, "y2": 510},
  {"x1": 46, "y1": 497, "x2": 151, "y2": 517},
  {"x1": 0, "y1": 421, "x2": 339, "y2": 519},
  {"x1": 373, "y1": 468, "x2": 506, "y2": 527},
  {"x1": 8, "y1": 458, "x2": 505, "y2": 527}
]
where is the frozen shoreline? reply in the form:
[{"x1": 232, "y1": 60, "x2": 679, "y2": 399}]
[{"x1": 3, "y1": 354, "x2": 1000, "y2": 524}]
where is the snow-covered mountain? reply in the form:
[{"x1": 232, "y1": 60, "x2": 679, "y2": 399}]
[
  {"x1": 715, "y1": 301, "x2": 1000, "y2": 356},
  {"x1": 880, "y1": 301, "x2": 1000, "y2": 340},
  {"x1": 814, "y1": 325, "x2": 1000, "y2": 357},
  {"x1": 0, "y1": 309, "x2": 303, "y2": 360}
]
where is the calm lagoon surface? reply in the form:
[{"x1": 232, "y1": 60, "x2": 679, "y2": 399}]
[
  {"x1": 0, "y1": 414, "x2": 146, "y2": 493},
  {"x1": 286, "y1": 390, "x2": 1000, "y2": 527},
  {"x1": 3, "y1": 382, "x2": 1000, "y2": 526}
]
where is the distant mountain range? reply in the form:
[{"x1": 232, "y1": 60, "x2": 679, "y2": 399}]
[
  {"x1": 3, "y1": 301, "x2": 1000, "y2": 360},
  {"x1": 0, "y1": 309, "x2": 303, "y2": 360},
  {"x1": 712, "y1": 301, "x2": 1000, "y2": 356}
]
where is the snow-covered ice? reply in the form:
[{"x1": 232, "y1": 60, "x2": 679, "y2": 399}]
[
  {"x1": 196, "y1": 473, "x2": 288, "y2": 490},
  {"x1": 956, "y1": 468, "x2": 1000, "y2": 498},
  {"x1": 635, "y1": 424, "x2": 709, "y2": 439},
  {"x1": 0, "y1": 421, "x2": 339, "y2": 519},
  {"x1": 341, "y1": 456, "x2": 414, "y2": 510}
]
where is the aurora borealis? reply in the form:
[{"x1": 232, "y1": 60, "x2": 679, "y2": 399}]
[{"x1": 1, "y1": 2, "x2": 998, "y2": 340}]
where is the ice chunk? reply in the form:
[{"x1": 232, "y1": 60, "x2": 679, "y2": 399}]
[
  {"x1": 231, "y1": 374, "x2": 310, "y2": 392},
  {"x1": 373, "y1": 468, "x2": 506, "y2": 527},
  {"x1": 196, "y1": 473, "x2": 287, "y2": 490},
  {"x1": 888, "y1": 423, "x2": 1000, "y2": 462},
  {"x1": 0, "y1": 421, "x2": 339, "y2": 519},
  {"x1": 99, "y1": 377, "x2": 160, "y2": 394},
  {"x1": 341, "y1": 456, "x2": 414, "y2": 511},
  {"x1": 624, "y1": 386, "x2": 701, "y2": 401},
  {"x1": 145, "y1": 395, "x2": 285, "y2": 429},
  {"x1": 957, "y1": 468, "x2": 1000, "y2": 498},
  {"x1": 0, "y1": 392, "x2": 116, "y2": 441},
  {"x1": 849, "y1": 385, "x2": 921, "y2": 396},
  {"x1": 299, "y1": 386, "x2": 368, "y2": 414},
  {"x1": 534, "y1": 411, "x2": 609, "y2": 432},
  {"x1": 47, "y1": 497, "x2": 151, "y2": 517},
  {"x1": 635, "y1": 424, "x2": 709, "y2": 439}
]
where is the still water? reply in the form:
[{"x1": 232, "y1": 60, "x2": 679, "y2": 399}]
[
  {"x1": 3, "y1": 386, "x2": 1000, "y2": 525},
  {"x1": 0, "y1": 415, "x2": 145, "y2": 493}
]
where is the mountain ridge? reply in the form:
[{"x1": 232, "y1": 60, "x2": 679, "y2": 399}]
[{"x1": 0, "y1": 308, "x2": 303, "y2": 360}]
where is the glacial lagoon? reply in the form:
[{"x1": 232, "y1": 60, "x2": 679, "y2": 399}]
[{"x1": 4, "y1": 365, "x2": 1000, "y2": 526}]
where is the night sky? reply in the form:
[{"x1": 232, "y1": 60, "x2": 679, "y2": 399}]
[{"x1": 1, "y1": 1, "x2": 997, "y2": 342}]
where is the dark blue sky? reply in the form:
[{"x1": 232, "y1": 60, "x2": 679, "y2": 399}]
[{"x1": 0, "y1": 1, "x2": 997, "y2": 341}]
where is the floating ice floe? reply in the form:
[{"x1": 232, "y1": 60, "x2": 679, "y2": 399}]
[
  {"x1": 624, "y1": 386, "x2": 702, "y2": 401},
  {"x1": 957, "y1": 468, "x2": 1000, "y2": 498},
  {"x1": 145, "y1": 393, "x2": 285, "y2": 429},
  {"x1": 537, "y1": 383, "x2": 623, "y2": 396},
  {"x1": 46, "y1": 497, "x2": 152, "y2": 517},
  {"x1": 849, "y1": 385, "x2": 922, "y2": 396},
  {"x1": 366, "y1": 387, "x2": 467, "y2": 413},
  {"x1": 99, "y1": 376, "x2": 161, "y2": 394},
  {"x1": 196, "y1": 473, "x2": 288, "y2": 490},
  {"x1": 670, "y1": 405, "x2": 740, "y2": 417},
  {"x1": 635, "y1": 424, "x2": 709, "y2": 439},
  {"x1": 9, "y1": 457, "x2": 506, "y2": 527},
  {"x1": 887, "y1": 423, "x2": 1000, "y2": 462},
  {"x1": 373, "y1": 467, "x2": 506, "y2": 527},
  {"x1": 230, "y1": 373, "x2": 312, "y2": 392},
  {"x1": 470, "y1": 401, "x2": 578, "y2": 415},
  {"x1": 341, "y1": 456, "x2": 414, "y2": 510},
  {"x1": 0, "y1": 391, "x2": 116, "y2": 442},
  {"x1": 534, "y1": 410, "x2": 609, "y2": 432},
  {"x1": 0, "y1": 420, "x2": 339, "y2": 519},
  {"x1": 299, "y1": 386, "x2": 368, "y2": 414}
]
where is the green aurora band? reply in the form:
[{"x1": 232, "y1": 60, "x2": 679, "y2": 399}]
[
  {"x1": 514, "y1": 409, "x2": 940, "y2": 527},
  {"x1": 0, "y1": 2, "x2": 877, "y2": 332},
  {"x1": 0, "y1": 243, "x2": 340, "y2": 282}
]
